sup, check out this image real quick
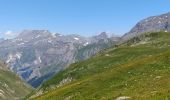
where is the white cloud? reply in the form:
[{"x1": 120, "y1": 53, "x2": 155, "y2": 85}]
[
  {"x1": 4, "y1": 31, "x2": 16, "y2": 39},
  {"x1": 5, "y1": 31, "x2": 13, "y2": 35}
]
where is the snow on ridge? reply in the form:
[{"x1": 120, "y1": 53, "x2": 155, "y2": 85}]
[
  {"x1": 34, "y1": 56, "x2": 42, "y2": 64},
  {"x1": 6, "y1": 54, "x2": 13, "y2": 63},
  {"x1": 74, "y1": 37, "x2": 79, "y2": 40},
  {"x1": 17, "y1": 43, "x2": 25, "y2": 46},
  {"x1": 48, "y1": 40, "x2": 52, "y2": 43},
  {"x1": 6, "y1": 52, "x2": 22, "y2": 63},
  {"x1": 15, "y1": 52, "x2": 22, "y2": 59},
  {"x1": 35, "y1": 35, "x2": 41, "y2": 38},
  {"x1": 83, "y1": 42, "x2": 89, "y2": 46},
  {"x1": 158, "y1": 21, "x2": 162, "y2": 24},
  {"x1": 38, "y1": 56, "x2": 41, "y2": 63},
  {"x1": 15, "y1": 38, "x2": 23, "y2": 41},
  {"x1": 52, "y1": 34, "x2": 57, "y2": 38}
]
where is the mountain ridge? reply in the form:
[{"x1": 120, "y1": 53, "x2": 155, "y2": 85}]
[
  {"x1": 121, "y1": 12, "x2": 170, "y2": 41},
  {"x1": 0, "y1": 30, "x2": 120, "y2": 87}
]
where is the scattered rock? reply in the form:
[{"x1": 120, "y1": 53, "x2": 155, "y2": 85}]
[
  {"x1": 155, "y1": 76, "x2": 162, "y2": 79},
  {"x1": 105, "y1": 54, "x2": 110, "y2": 56},
  {"x1": 57, "y1": 77, "x2": 73, "y2": 88},
  {"x1": 116, "y1": 96, "x2": 131, "y2": 100}
]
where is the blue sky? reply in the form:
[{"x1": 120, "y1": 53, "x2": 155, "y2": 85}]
[{"x1": 0, "y1": 0, "x2": 170, "y2": 38}]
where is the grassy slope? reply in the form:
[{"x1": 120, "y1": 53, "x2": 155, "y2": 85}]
[
  {"x1": 0, "y1": 61, "x2": 33, "y2": 100},
  {"x1": 32, "y1": 32, "x2": 170, "y2": 100}
]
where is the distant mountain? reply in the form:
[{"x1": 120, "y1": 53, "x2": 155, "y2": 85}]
[
  {"x1": 0, "y1": 38, "x2": 4, "y2": 43},
  {"x1": 0, "y1": 60, "x2": 32, "y2": 100},
  {"x1": 122, "y1": 12, "x2": 170, "y2": 41},
  {"x1": 0, "y1": 30, "x2": 120, "y2": 87}
]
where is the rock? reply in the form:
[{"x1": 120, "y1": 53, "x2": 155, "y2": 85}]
[
  {"x1": 122, "y1": 12, "x2": 170, "y2": 41},
  {"x1": 116, "y1": 96, "x2": 131, "y2": 100}
]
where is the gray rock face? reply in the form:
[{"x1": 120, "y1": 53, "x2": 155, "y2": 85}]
[
  {"x1": 0, "y1": 38, "x2": 4, "y2": 43},
  {"x1": 0, "y1": 30, "x2": 119, "y2": 87},
  {"x1": 122, "y1": 12, "x2": 170, "y2": 41}
]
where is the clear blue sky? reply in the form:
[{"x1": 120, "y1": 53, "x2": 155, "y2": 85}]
[{"x1": 0, "y1": 0, "x2": 170, "y2": 38}]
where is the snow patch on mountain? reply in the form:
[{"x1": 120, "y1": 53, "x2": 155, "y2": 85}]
[
  {"x1": 35, "y1": 35, "x2": 41, "y2": 38},
  {"x1": 6, "y1": 54, "x2": 13, "y2": 63},
  {"x1": 38, "y1": 56, "x2": 41, "y2": 63},
  {"x1": 16, "y1": 52, "x2": 22, "y2": 59},
  {"x1": 18, "y1": 43, "x2": 25, "y2": 45},
  {"x1": 74, "y1": 37, "x2": 79, "y2": 40},
  {"x1": 83, "y1": 42, "x2": 89, "y2": 46}
]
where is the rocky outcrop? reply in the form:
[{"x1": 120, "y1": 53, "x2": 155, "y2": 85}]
[{"x1": 122, "y1": 12, "x2": 170, "y2": 41}]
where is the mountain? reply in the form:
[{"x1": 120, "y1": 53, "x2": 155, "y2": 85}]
[
  {"x1": 0, "y1": 60, "x2": 33, "y2": 100},
  {"x1": 29, "y1": 31, "x2": 170, "y2": 100},
  {"x1": 0, "y1": 38, "x2": 4, "y2": 43},
  {"x1": 0, "y1": 30, "x2": 120, "y2": 87},
  {"x1": 122, "y1": 12, "x2": 170, "y2": 41}
]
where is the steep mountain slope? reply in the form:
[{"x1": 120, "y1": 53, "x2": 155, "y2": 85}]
[
  {"x1": 0, "y1": 30, "x2": 119, "y2": 87},
  {"x1": 122, "y1": 12, "x2": 170, "y2": 41},
  {"x1": 0, "y1": 60, "x2": 33, "y2": 100},
  {"x1": 30, "y1": 32, "x2": 170, "y2": 100}
]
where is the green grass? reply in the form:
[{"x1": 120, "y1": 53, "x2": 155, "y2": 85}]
[
  {"x1": 30, "y1": 32, "x2": 170, "y2": 100},
  {"x1": 0, "y1": 62, "x2": 33, "y2": 100}
]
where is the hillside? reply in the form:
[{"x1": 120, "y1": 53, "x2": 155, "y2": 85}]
[
  {"x1": 30, "y1": 32, "x2": 170, "y2": 100},
  {"x1": 0, "y1": 61, "x2": 33, "y2": 100}
]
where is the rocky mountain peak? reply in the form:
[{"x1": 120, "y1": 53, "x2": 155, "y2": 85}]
[
  {"x1": 97, "y1": 32, "x2": 108, "y2": 38},
  {"x1": 122, "y1": 12, "x2": 170, "y2": 41},
  {"x1": 92, "y1": 32, "x2": 108, "y2": 39},
  {"x1": 17, "y1": 30, "x2": 51, "y2": 41},
  {"x1": 55, "y1": 33, "x2": 63, "y2": 37}
]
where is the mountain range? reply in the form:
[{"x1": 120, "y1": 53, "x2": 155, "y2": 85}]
[
  {"x1": 28, "y1": 12, "x2": 170, "y2": 99},
  {"x1": 0, "y1": 30, "x2": 120, "y2": 87},
  {"x1": 0, "y1": 12, "x2": 170, "y2": 99}
]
